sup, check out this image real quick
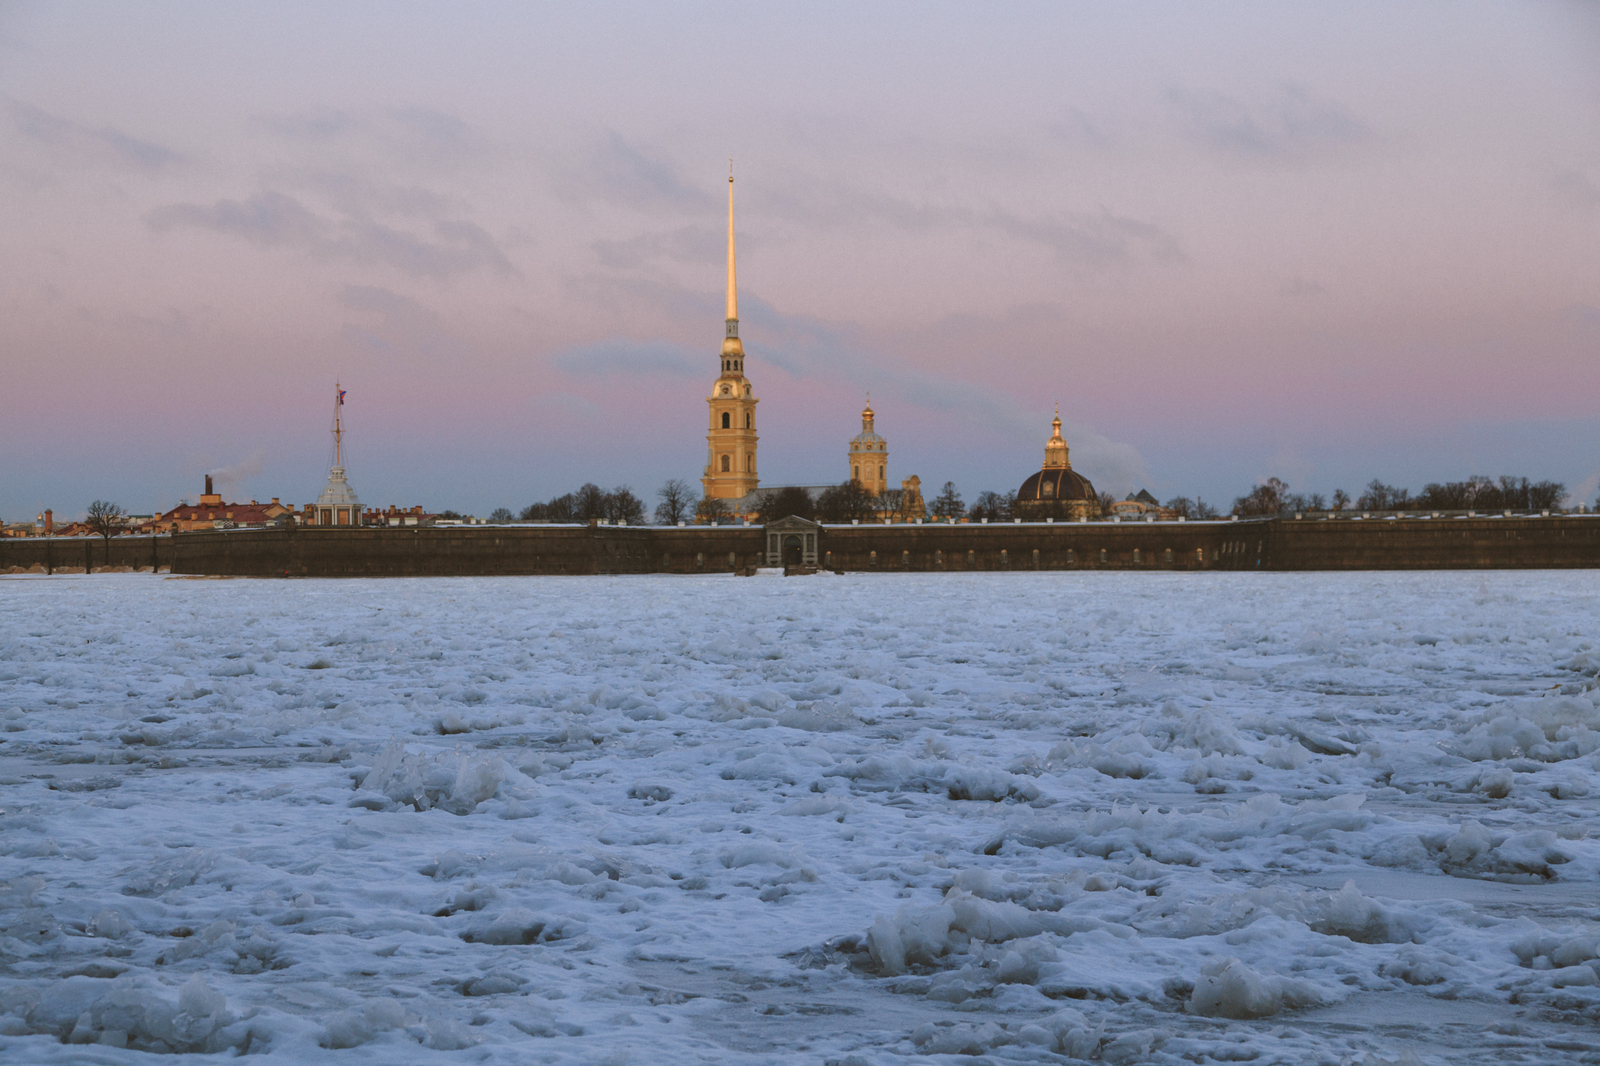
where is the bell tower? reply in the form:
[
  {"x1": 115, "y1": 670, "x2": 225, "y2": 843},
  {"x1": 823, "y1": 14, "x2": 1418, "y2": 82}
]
[
  {"x1": 703, "y1": 164, "x2": 759, "y2": 500},
  {"x1": 848, "y1": 398, "x2": 888, "y2": 496}
]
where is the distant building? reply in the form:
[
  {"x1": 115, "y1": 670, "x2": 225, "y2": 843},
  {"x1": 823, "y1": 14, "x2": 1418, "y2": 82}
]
[
  {"x1": 309, "y1": 383, "x2": 363, "y2": 526},
  {"x1": 2, "y1": 510, "x2": 50, "y2": 538},
  {"x1": 702, "y1": 169, "x2": 760, "y2": 502},
  {"x1": 365, "y1": 505, "x2": 437, "y2": 527},
  {"x1": 1015, "y1": 409, "x2": 1101, "y2": 520},
  {"x1": 848, "y1": 401, "x2": 889, "y2": 496},
  {"x1": 142, "y1": 476, "x2": 293, "y2": 533},
  {"x1": 1110, "y1": 489, "x2": 1173, "y2": 519},
  {"x1": 897, "y1": 475, "x2": 925, "y2": 522}
]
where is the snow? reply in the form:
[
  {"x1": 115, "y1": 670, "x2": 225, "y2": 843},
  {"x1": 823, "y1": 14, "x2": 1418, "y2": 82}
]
[{"x1": 1, "y1": 569, "x2": 1598, "y2": 1063}]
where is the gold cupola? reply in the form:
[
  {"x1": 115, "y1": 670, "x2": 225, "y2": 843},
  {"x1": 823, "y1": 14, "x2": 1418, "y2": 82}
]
[{"x1": 1043, "y1": 406, "x2": 1070, "y2": 469}]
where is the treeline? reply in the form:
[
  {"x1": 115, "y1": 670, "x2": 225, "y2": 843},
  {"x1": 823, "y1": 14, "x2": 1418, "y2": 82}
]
[
  {"x1": 752, "y1": 483, "x2": 915, "y2": 524},
  {"x1": 492, "y1": 479, "x2": 1229, "y2": 526},
  {"x1": 510, "y1": 484, "x2": 648, "y2": 524},
  {"x1": 488, "y1": 470, "x2": 1573, "y2": 527},
  {"x1": 1233, "y1": 476, "x2": 1569, "y2": 516}
]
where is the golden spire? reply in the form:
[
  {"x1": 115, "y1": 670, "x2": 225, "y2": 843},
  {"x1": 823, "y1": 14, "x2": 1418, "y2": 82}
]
[
  {"x1": 720, "y1": 161, "x2": 743, "y2": 359},
  {"x1": 726, "y1": 160, "x2": 737, "y2": 323}
]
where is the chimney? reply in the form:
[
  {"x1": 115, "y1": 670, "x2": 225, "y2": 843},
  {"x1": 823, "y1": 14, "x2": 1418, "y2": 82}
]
[
  {"x1": 44, "y1": 509, "x2": 53, "y2": 533},
  {"x1": 205, "y1": 474, "x2": 213, "y2": 496}
]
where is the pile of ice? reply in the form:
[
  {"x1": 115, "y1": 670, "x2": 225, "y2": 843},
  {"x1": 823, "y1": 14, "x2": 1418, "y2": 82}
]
[
  {"x1": 351, "y1": 741, "x2": 535, "y2": 814},
  {"x1": 13, "y1": 973, "x2": 249, "y2": 1053}
]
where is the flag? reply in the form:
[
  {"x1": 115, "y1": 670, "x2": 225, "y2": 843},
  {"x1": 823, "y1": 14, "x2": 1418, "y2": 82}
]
[{"x1": 338, "y1": 389, "x2": 347, "y2": 405}]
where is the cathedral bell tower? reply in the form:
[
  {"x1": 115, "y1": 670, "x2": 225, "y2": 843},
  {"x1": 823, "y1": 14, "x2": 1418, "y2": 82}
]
[
  {"x1": 702, "y1": 164, "x2": 759, "y2": 500},
  {"x1": 848, "y1": 399, "x2": 888, "y2": 496}
]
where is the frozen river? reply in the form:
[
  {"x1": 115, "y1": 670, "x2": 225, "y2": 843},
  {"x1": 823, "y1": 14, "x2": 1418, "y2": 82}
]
[{"x1": 1, "y1": 570, "x2": 1598, "y2": 1064}]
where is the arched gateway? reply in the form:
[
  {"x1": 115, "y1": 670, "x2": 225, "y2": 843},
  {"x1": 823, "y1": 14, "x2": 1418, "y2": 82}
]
[{"x1": 764, "y1": 515, "x2": 819, "y2": 568}]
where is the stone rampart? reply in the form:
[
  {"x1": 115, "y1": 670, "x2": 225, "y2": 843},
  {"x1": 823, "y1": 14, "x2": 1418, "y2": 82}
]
[
  {"x1": 0, "y1": 534, "x2": 173, "y2": 573},
  {"x1": 4, "y1": 515, "x2": 1594, "y2": 577}
]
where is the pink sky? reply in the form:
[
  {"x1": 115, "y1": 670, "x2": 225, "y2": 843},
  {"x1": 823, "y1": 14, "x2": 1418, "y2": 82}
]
[{"x1": 3, "y1": 2, "x2": 1598, "y2": 519}]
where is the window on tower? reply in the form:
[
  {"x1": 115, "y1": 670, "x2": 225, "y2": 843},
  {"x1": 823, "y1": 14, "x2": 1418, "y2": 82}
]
[
  {"x1": 744, "y1": 412, "x2": 751, "y2": 429},
  {"x1": 721, "y1": 412, "x2": 730, "y2": 429},
  {"x1": 721, "y1": 454, "x2": 730, "y2": 472},
  {"x1": 746, "y1": 455, "x2": 753, "y2": 472}
]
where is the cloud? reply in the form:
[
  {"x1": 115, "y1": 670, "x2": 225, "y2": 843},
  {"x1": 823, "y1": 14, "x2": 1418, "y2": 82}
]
[
  {"x1": 1058, "y1": 420, "x2": 1149, "y2": 496},
  {"x1": 529, "y1": 391, "x2": 603, "y2": 421},
  {"x1": 252, "y1": 105, "x2": 483, "y2": 162},
  {"x1": 1166, "y1": 83, "x2": 1372, "y2": 160},
  {"x1": 336, "y1": 285, "x2": 463, "y2": 360},
  {"x1": 253, "y1": 106, "x2": 360, "y2": 141},
  {"x1": 146, "y1": 190, "x2": 321, "y2": 247},
  {"x1": 208, "y1": 450, "x2": 268, "y2": 495},
  {"x1": 1051, "y1": 106, "x2": 1117, "y2": 149},
  {"x1": 590, "y1": 132, "x2": 714, "y2": 211},
  {"x1": 763, "y1": 178, "x2": 1183, "y2": 268},
  {"x1": 1570, "y1": 471, "x2": 1599, "y2": 509},
  {"x1": 593, "y1": 223, "x2": 721, "y2": 270},
  {"x1": 146, "y1": 191, "x2": 516, "y2": 278},
  {"x1": 1552, "y1": 169, "x2": 1600, "y2": 210},
  {"x1": 4, "y1": 95, "x2": 181, "y2": 171},
  {"x1": 987, "y1": 207, "x2": 1185, "y2": 267},
  {"x1": 553, "y1": 339, "x2": 701, "y2": 378},
  {"x1": 271, "y1": 168, "x2": 454, "y2": 219}
]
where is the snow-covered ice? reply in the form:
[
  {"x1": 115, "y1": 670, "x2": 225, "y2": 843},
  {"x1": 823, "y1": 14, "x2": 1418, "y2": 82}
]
[{"x1": 2, "y1": 570, "x2": 1598, "y2": 1063}]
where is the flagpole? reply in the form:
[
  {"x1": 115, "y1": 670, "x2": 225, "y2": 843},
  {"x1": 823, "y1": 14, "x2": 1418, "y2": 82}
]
[{"x1": 333, "y1": 382, "x2": 343, "y2": 468}]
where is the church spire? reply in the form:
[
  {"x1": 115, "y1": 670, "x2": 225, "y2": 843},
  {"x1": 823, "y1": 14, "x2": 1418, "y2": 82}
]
[
  {"x1": 726, "y1": 161, "x2": 737, "y2": 323},
  {"x1": 704, "y1": 162, "x2": 758, "y2": 503},
  {"x1": 721, "y1": 163, "x2": 743, "y2": 359}
]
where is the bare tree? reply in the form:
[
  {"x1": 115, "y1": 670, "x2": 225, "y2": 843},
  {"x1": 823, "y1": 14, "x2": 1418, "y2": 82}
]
[
  {"x1": 1357, "y1": 480, "x2": 1409, "y2": 512},
  {"x1": 695, "y1": 496, "x2": 730, "y2": 525},
  {"x1": 85, "y1": 500, "x2": 126, "y2": 567},
  {"x1": 605, "y1": 486, "x2": 645, "y2": 525},
  {"x1": 1233, "y1": 477, "x2": 1288, "y2": 516},
  {"x1": 761, "y1": 486, "x2": 817, "y2": 521},
  {"x1": 574, "y1": 483, "x2": 608, "y2": 522},
  {"x1": 654, "y1": 479, "x2": 693, "y2": 525},
  {"x1": 968, "y1": 490, "x2": 1012, "y2": 522},
  {"x1": 930, "y1": 481, "x2": 964, "y2": 521},
  {"x1": 1331, "y1": 489, "x2": 1351, "y2": 511},
  {"x1": 817, "y1": 482, "x2": 876, "y2": 523},
  {"x1": 488, "y1": 508, "x2": 514, "y2": 523},
  {"x1": 1529, "y1": 480, "x2": 1566, "y2": 512},
  {"x1": 1163, "y1": 496, "x2": 1193, "y2": 519}
]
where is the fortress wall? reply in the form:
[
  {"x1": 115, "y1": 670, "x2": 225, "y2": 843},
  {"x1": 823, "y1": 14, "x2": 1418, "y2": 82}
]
[
  {"x1": 174, "y1": 526, "x2": 607, "y2": 577},
  {"x1": 6, "y1": 517, "x2": 1594, "y2": 578},
  {"x1": 0, "y1": 534, "x2": 173, "y2": 573},
  {"x1": 817, "y1": 521, "x2": 1235, "y2": 571},
  {"x1": 1265, "y1": 515, "x2": 1600, "y2": 570},
  {"x1": 164, "y1": 525, "x2": 768, "y2": 577}
]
